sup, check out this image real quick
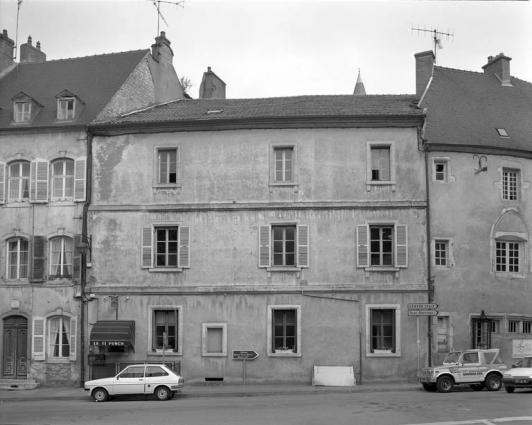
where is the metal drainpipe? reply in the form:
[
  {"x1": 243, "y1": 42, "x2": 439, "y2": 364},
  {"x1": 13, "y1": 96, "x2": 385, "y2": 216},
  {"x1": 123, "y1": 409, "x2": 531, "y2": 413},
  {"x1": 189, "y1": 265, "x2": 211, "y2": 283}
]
[
  {"x1": 80, "y1": 129, "x2": 93, "y2": 386},
  {"x1": 424, "y1": 142, "x2": 433, "y2": 367}
]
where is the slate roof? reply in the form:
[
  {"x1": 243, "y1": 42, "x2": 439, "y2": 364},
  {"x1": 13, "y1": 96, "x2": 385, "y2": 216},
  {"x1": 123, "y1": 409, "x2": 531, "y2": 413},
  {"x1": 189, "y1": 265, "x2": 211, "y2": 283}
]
[
  {"x1": 94, "y1": 94, "x2": 423, "y2": 126},
  {"x1": 0, "y1": 49, "x2": 149, "y2": 129},
  {"x1": 420, "y1": 66, "x2": 532, "y2": 151}
]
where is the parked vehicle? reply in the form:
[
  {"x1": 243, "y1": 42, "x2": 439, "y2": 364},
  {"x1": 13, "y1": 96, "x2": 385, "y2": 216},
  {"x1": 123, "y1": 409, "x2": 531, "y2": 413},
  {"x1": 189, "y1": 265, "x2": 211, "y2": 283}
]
[
  {"x1": 417, "y1": 349, "x2": 508, "y2": 393},
  {"x1": 84, "y1": 364, "x2": 184, "y2": 402},
  {"x1": 502, "y1": 356, "x2": 532, "y2": 393}
]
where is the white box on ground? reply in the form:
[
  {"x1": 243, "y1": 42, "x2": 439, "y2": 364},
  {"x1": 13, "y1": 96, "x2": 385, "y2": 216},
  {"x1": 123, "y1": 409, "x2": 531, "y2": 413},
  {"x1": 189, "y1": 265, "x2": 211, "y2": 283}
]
[{"x1": 312, "y1": 366, "x2": 356, "y2": 387}]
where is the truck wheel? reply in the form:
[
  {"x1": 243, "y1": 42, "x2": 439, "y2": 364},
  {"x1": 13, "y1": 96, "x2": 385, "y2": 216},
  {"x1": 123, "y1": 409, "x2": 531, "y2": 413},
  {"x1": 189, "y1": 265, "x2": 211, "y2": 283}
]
[
  {"x1": 422, "y1": 383, "x2": 437, "y2": 392},
  {"x1": 436, "y1": 376, "x2": 454, "y2": 393},
  {"x1": 485, "y1": 374, "x2": 502, "y2": 391},
  {"x1": 504, "y1": 385, "x2": 515, "y2": 393},
  {"x1": 470, "y1": 383, "x2": 485, "y2": 391}
]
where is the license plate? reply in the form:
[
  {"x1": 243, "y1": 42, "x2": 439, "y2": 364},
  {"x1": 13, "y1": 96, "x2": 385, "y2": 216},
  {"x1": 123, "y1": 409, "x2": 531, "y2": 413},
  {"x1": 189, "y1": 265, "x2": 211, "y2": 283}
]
[{"x1": 515, "y1": 379, "x2": 528, "y2": 384}]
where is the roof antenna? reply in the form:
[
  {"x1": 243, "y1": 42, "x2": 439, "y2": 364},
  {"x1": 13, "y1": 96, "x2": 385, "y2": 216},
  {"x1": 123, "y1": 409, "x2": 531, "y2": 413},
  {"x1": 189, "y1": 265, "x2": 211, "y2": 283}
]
[
  {"x1": 149, "y1": 0, "x2": 184, "y2": 36},
  {"x1": 14, "y1": 0, "x2": 23, "y2": 60},
  {"x1": 411, "y1": 25, "x2": 454, "y2": 64}
]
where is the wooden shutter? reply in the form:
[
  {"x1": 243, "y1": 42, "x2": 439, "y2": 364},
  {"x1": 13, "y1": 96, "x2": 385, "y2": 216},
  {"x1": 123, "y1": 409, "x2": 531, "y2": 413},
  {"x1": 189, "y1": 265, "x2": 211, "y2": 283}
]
[
  {"x1": 380, "y1": 149, "x2": 390, "y2": 181},
  {"x1": 141, "y1": 227, "x2": 153, "y2": 268},
  {"x1": 30, "y1": 159, "x2": 49, "y2": 203},
  {"x1": 395, "y1": 224, "x2": 408, "y2": 267},
  {"x1": 178, "y1": 226, "x2": 190, "y2": 268},
  {"x1": 297, "y1": 224, "x2": 309, "y2": 268},
  {"x1": 357, "y1": 225, "x2": 369, "y2": 267},
  {"x1": 259, "y1": 225, "x2": 270, "y2": 268},
  {"x1": 73, "y1": 234, "x2": 82, "y2": 279},
  {"x1": 32, "y1": 317, "x2": 46, "y2": 361},
  {"x1": 69, "y1": 316, "x2": 77, "y2": 360},
  {"x1": 0, "y1": 161, "x2": 5, "y2": 204},
  {"x1": 32, "y1": 236, "x2": 46, "y2": 281},
  {"x1": 74, "y1": 157, "x2": 86, "y2": 202}
]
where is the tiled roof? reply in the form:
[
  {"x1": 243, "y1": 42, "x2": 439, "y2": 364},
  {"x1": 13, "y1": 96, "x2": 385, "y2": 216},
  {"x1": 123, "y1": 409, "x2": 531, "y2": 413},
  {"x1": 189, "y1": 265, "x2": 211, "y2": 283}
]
[
  {"x1": 95, "y1": 94, "x2": 423, "y2": 125},
  {"x1": 0, "y1": 49, "x2": 149, "y2": 129},
  {"x1": 421, "y1": 66, "x2": 532, "y2": 151}
]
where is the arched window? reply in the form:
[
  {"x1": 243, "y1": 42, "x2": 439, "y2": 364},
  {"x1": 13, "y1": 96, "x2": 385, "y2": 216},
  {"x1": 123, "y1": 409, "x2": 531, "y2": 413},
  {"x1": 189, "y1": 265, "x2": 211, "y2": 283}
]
[
  {"x1": 49, "y1": 237, "x2": 73, "y2": 279},
  {"x1": 8, "y1": 161, "x2": 30, "y2": 202},
  {"x1": 51, "y1": 159, "x2": 74, "y2": 200},
  {"x1": 48, "y1": 315, "x2": 71, "y2": 358},
  {"x1": 7, "y1": 238, "x2": 29, "y2": 279}
]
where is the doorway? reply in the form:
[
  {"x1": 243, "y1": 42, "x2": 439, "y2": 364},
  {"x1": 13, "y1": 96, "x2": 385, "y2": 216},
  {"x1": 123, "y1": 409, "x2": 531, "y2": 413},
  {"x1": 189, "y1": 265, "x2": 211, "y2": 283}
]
[{"x1": 2, "y1": 315, "x2": 28, "y2": 379}]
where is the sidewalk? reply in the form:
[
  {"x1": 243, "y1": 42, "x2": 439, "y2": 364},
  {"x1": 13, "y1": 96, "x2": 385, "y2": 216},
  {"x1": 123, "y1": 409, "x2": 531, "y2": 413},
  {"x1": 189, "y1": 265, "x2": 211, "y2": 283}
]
[{"x1": 0, "y1": 382, "x2": 421, "y2": 403}]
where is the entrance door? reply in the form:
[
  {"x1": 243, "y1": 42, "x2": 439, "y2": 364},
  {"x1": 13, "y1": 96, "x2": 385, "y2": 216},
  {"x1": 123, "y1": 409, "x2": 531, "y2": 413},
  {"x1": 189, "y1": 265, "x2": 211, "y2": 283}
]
[{"x1": 3, "y1": 315, "x2": 28, "y2": 379}]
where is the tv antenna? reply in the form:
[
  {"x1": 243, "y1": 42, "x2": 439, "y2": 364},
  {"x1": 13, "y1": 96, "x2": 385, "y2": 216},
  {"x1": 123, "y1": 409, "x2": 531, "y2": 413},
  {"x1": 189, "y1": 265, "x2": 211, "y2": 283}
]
[
  {"x1": 14, "y1": 0, "x2": 23, "y2": 60},
  {"x1": 150, "y1": 0, "x2": 185, "y2": 36},
  {"x1": 411, "y1": 26, "x2": 454, "y2": 63}
]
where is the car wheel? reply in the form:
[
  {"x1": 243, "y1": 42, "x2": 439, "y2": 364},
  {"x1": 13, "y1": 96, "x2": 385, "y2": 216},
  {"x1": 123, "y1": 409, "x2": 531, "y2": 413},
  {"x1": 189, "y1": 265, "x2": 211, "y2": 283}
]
[
  {"x1": 155, "y1": 386, "x2": 170, "y2": 401},
  {"x1": 92, "y1": 388, "x2": 109, "y2": 402},
  {"x1": 504, "y1": 386, "x2": 515, "y2": 393},
  {"x1": 436, "y1": 376, "x2": 454, "y2": 393},
  {"x1": 470, "y1": 383, "x2": 485, "y2": 391},
  {"x1": 422, "y1": 383, "x2": 437, "y2": 392},
  {"x1": 485, "y1": 374, "x2": 502, "y2": 391}
]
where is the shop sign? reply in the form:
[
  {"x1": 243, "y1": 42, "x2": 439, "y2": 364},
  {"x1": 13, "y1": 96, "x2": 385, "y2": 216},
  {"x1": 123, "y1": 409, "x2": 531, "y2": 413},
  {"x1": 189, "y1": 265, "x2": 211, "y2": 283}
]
[{"x1": 512, "y1": 339, "x2": 532, "y2": 358}]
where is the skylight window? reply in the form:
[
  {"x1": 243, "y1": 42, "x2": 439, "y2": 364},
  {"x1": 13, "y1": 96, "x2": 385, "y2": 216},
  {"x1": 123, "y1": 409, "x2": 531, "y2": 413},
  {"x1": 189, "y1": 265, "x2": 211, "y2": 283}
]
[{"x1": 496, "y1": 128, "x2": 509, "y2": 138}]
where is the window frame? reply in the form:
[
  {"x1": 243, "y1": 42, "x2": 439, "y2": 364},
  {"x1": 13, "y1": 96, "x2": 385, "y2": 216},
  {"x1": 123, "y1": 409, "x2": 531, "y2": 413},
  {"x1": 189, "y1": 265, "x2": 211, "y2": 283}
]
[
  {"x1": 7, "y1": 160, "x2": 31, "y2": 203},
  {"x1": 32, "y1": 312, "x2": 77, "y2": 362},
  {"x1": 366, "y1": 142, "x2": 396, "y2": 191},
  {"x1": 432, "y1": 158, "x2": 453, "y2": 183},
  {"x1": 269, "y1": 143, "x2": 298, "y2": 188},
  {"x1": 432, "y1": 237, "x2": 453, "y2": 269},
  {"x1": 148, "y1": 306, "x2": 183, "y2": 355},
  {"x1": 502, "y1": 168, "x2": 519, "y2": 201},
  {"x1": 202, "y1": 323, "x2": 227, "y2": 357},
  {"x1": 57, "y1": 97, "x2": 75, "y2": 121},
  {"x1": 267, "y1": 305, "x2": 301, "y2": 357},
  {"x1": 6, "y1": 237, "x2": 29, "y2": 280},
  {"x1": 495, "y1": 240, "x2": 521, "y2": 274},
  {"x1": 436, "y1": 314, "x2": 452, "y2": 353},
  {"x1": 14, "y1": 101, "x2": 31, "y2": 123},
  {"x1": 258, "y1": 223, "x2": 309, "y2": 272},
  {"x1": 48, "y1": 236, "x2": 74, "y2": 280},
  {"x1": 141, "y1": 224, "x2": 190, "y2": 272},
  {"x1": 366, "y1": 304, "x2": 401, "y2": 357},
  {"x1": 51, "y1": 158, "x2": 75, "y2": 201},
  {"x1": 357, "y1": 222, "x2": 407, "y2": 271},
  {"x1": 48, "y1": 315, "x2": 71, "y2": 360},
  {"x1": 153, "y1": 146, "x2": 181, "y2": 189}
]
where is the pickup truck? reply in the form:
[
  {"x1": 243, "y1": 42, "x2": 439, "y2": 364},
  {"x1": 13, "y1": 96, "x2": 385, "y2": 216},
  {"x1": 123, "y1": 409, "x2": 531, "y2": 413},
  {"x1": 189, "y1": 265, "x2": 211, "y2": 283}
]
[{"x1": 417, "y1": 349, "x2": 508, "y2": 393}]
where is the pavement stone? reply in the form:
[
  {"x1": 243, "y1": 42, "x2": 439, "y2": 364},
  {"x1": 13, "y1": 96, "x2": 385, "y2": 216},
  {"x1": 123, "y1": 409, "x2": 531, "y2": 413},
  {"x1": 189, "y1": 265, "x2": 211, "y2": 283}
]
[{"x1": 0, "y1": 382, "x2": 421, "y2": 403}]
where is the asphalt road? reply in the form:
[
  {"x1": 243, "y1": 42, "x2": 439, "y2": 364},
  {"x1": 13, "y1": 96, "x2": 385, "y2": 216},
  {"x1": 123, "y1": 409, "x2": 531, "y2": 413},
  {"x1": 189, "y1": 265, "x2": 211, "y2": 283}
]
[{"x1": 1, "y1": 388, "x2": 531, "y2": 425}]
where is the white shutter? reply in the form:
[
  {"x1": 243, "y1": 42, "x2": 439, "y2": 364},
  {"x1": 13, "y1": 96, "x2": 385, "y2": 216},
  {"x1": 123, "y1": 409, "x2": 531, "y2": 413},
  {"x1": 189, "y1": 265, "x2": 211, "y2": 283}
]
[
  {"x1": 297, "y1": 224, "x2": 309, "y2": 268},
  {"x1": 30, "y1": 158, "x2": 49, "y2": 203},
  {"x1": 32, "y1": 317, "x2": 46, "y2": 361},
  {"x1": 259, "y1": 225, "x2": 271, "y2": 268},
  {"x1": 357, "y1": 225, "x2": 369, "y2": 267},
  {"x1": 69, "y1": 316, "x2": 77, "y2": 360},
  {"x1": 395, "y1": 224, "x2": 408, "y2": 267},
  {"x1": 178, "y1": 226, "x2": 190, "y2": 268},
  {"x1": 141, "y1": 227, "x2": 153, "y2": 268},
  {"x1": 0, "y1": 161, "x2": 5, "y2": 204},
  {"x1": 74, "y1": 157, "x2": 86, "y2": 202}
]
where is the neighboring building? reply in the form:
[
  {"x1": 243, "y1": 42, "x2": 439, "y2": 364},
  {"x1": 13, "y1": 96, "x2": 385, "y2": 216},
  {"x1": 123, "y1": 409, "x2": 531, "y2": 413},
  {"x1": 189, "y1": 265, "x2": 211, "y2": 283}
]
[
  {"x1": 0, "y1": 30, "x2": 184, "y2": 386},
  {"x1": 416, "y1": 51, "x2": 532, "y2": 364},
  {"x1": 86, "y1": 91, "x2": 428, "y2": 385}
]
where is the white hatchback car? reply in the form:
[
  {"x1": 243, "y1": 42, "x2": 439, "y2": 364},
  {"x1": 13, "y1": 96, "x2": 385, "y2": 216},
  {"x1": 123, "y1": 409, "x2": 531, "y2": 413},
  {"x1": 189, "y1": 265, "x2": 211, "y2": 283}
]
[
  {"x1": 502, "y1": 356, "x2": 532, "y2": 393},
  {"x1": 84, "y1": 364, "x2": 184, "y2": 402}
]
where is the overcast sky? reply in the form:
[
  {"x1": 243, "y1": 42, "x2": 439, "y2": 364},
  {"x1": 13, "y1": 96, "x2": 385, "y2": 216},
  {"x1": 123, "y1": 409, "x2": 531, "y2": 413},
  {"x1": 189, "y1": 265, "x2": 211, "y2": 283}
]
[{"x1": 0, "y1": 0, "x2": 530, "y2": 99}]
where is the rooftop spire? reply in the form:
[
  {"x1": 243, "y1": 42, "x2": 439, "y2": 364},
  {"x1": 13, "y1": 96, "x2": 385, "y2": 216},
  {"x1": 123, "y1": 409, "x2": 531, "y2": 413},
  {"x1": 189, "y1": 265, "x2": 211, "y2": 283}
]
[{"x1": 353, "y1": 68, "x2": 366, "y2": 95}]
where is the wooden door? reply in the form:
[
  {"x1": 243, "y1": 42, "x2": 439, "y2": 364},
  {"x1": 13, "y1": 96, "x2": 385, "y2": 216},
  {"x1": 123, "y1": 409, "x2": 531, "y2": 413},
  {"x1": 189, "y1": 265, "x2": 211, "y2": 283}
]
[{"x1": 3, "y1": 315, "x2": 28, "y2": 379}]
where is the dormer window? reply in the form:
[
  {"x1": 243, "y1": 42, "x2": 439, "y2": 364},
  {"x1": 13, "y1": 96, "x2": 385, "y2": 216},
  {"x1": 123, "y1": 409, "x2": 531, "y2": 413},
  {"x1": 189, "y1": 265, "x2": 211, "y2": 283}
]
[
  {"x1": 58, "y1": 98, "x2": 75, "y2": 120},
  {"x1": 55, "y1": 90, "x2": 84, "y2": 123},
  {"x1": 14, "y1": 101, "x2": 31, "y2": 123}
]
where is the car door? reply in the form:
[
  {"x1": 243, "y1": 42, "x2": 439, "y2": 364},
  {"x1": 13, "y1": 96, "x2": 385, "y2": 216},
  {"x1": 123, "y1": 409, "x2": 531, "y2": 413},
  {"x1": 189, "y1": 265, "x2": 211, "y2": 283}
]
[
  {"x1": 113, "y1": 365, "x2": 146, "y2": 395},
  {"x1": 143, "y1": 365, "x2": 170, "y2": 394},
  {"x1": 458, "y1": 352, "x2": 482, "y2": 383}
]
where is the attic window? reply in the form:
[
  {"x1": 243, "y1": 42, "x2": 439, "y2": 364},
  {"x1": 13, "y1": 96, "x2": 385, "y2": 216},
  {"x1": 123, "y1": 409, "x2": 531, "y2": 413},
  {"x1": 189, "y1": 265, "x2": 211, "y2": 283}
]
[
  {"x1": 496, "y1": 128, "x2": 509, "y2": 138},
  {"x1": 57, "y1": 98, "x2": 75, "y2": 120},
  {"x1": 14, "y1": 102, "x2": 31, "y2": 123}
]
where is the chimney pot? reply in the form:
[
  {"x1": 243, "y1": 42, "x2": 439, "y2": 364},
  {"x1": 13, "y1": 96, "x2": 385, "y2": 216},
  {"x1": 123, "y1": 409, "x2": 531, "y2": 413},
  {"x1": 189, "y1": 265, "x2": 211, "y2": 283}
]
[
  {"x1": 37, "y1": 41, "x2": 41, "y2": 50},
  {"x1": 207, "y1": 66, "x2": 211, "y2": 72},
  {"x1": 27, "y1": 35, "x2": 32, "y2": 45}
]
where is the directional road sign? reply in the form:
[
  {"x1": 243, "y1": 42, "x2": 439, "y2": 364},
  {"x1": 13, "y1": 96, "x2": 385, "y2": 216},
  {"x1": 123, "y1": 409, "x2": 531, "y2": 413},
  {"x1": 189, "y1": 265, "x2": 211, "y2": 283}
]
[
  {"x1": 408, "y1": 310, "x2": 438, "y2": 316},
  {"x1": 232, "y1": 350, "x2": 259, "y2": 360},
  {"x1": 407, "y1": 303, "x2": 438, "y2": 310}
]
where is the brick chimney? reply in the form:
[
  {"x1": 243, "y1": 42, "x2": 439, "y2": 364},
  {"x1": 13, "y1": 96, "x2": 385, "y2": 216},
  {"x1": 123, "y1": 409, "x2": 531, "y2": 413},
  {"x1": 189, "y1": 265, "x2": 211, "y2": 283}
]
[
  {"x1": 20, "y1": 36, "x2": 46, "y2": 63},
  {"x1": 151, "y1": 31, "x2": 174, "y2": 65},
  {"x1": 0, "y1": 29, "x2": 15, "y2": 73},
  {"x1": 482, "y1": 53, "x2": 512, "y2": 86},
  {"x1": 199, "y1": 67, "x2": 226, "y2": 99},
  {"x1": 415, "y1": 50, "x2": 435, "y2": 96}
]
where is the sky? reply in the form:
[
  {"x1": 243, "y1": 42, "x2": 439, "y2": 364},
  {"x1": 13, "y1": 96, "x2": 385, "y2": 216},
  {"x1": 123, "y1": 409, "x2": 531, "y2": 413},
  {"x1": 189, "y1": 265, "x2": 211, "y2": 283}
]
[{"x1": 0, "y1": 0, "x2": 530, "y2": 99}]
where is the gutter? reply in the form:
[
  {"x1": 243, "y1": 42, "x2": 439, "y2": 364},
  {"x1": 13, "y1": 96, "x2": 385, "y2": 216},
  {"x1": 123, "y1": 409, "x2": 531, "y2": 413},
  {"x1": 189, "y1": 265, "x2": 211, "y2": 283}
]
[{"x1": 423, "y1": 135, "x2": 434, "y2": 367}]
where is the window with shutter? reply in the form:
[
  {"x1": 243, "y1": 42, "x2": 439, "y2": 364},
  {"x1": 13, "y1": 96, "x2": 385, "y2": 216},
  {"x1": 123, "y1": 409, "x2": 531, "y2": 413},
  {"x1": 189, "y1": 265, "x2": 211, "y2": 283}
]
[
  {"x1": 8, "y1": 161, "x2": 30, "y2": 202},
  {"x1": 142, "y1": 225, "x2": 190, "y2": 271},
  {"x1": 259, "y1": 225, "x2": 270, "y2": 268},
  {"x1": 358, "y1": 224, "x2": 408, "y2": 270}
]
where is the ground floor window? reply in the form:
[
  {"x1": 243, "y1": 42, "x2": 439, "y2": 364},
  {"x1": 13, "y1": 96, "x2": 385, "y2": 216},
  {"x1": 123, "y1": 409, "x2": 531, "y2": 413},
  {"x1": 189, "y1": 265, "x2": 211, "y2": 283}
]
[
  {"x1": 267, "y1": 305, "x2": 301, "y2": 356},
  {"x1": 153, "y1": 309, "x2": 178, "y2": 351},
  {"x1": 366, "y1": 304, "x2": 401, "y2": 356}
]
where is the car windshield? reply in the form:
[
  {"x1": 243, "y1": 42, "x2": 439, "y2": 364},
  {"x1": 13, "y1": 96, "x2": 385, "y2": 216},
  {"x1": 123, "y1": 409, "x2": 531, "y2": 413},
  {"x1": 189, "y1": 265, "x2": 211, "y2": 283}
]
[{"x1": 443, "y1": 352, "x2": 461, "y2": 364}]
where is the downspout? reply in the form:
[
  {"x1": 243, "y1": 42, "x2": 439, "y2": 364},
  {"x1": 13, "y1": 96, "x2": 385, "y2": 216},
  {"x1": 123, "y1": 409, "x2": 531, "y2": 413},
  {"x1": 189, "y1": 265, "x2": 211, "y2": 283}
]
[
  {"x1": 80, "y1": 129, "x2": 93, "y2": 386},
  {"x1": 423, "y1": 133, "x2": 433, "y2": 367}
]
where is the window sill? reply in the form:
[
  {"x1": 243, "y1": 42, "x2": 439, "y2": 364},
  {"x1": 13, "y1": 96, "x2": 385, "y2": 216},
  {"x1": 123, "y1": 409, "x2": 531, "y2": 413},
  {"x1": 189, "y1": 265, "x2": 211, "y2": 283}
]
[
  {"x1": 367, "y1": 350, "x2": 400, "y2": 357},
  {"x1": 202, "y1": 353, "x2": 227, "y2": 357},
  {"x1": 366, "y1": 180, "x2": 396, "y2": 192},
  {"x1": 494, "y1": 272, "x2": 525, "y2": 279},
  {"x1": 266, "y1": 267, "x2": 301, "y2": 278},
  {"x1": 269, "y1": 351, "x2": 301, "y2": 357},
  {"x1": 5, "y1": 201, "x2": 31, "y2": 207},
  {"x1": 269, "y1": 182, "x2": 299, "y2": 193},
  {"x1": 149, "y1": 350, "x2": 181, "y2": 356},
  {"x1": 364, "y1": 267, "x2": 400, "y2": 278},
  {"x1": 153, "y1": 184, "x2": 182, "y2": 189},
  {"x1": 148, "y1": 268, "x2": 183, "y2": 273},
  {"x1": 46, "y1": 358, "x2": 71, "y2": 364}
]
